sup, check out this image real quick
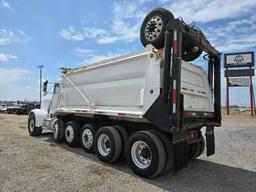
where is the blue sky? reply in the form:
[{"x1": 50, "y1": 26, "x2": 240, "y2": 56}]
[{"x1": 0, "y1": 0, "x2": 255, "y2": 106}]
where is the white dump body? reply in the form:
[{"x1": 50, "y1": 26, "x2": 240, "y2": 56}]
[{"x1": 56, "y1": 47, "x2": 213, "y2": 119}]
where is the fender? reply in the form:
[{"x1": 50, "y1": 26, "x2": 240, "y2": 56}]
[{"x1": 29, "y1": 109, "x2": 48, "y2": 127}]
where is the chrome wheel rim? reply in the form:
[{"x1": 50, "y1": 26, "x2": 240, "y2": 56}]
[
  {"x1": 144, "y1": 15, "x2": 163, "y2": 41},
  {"x1": 53, "y1": 122, "x2": 59, "y2": 139},
  {"x1": 131, "y1": 141, "x2": 152, "y2": 169},
  {"x1": 29, "y1": 119, "x2": 35, "y2": 132},
  {"x1": 65, "y1": 125, "x2": 74, "y2": 143},
  {"x1": 97, "y1": 134, "x2": 111, "y2": 156},
  {"x1": 82, "y1": 129, "x2": 93, "y2": 149}
]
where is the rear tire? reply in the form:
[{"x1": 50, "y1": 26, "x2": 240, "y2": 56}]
[
  {"x1": 114, "y1": 125, "x2": 129, "y2": 160},
  {"x1": 140, "y1": 8, "x2": 174, "y2": 49},
  {"x1": 149, "y1": 130, "x2": 173, "y2": 173},
  {"x1": 80, "y1": 124, "x2": 97, "y2": 153},
  {"x1": 28, "y1": 113, "x2": 42, "y2": 136},
  {"x1": 95, "y1": 126, "x2": 122, "y2": 163},
  {"x1": 188, "y1": 137, "x2": 205, "y2": 160},
  {"x1": 53, "y1": 118, "x2": 65, "y2": 143},
  {"x1": 126, "y1": 131, "x2": 166, "y2": 178},
  {"x1": 64, "y1": 121, "x2": 80, "y2": 147}
]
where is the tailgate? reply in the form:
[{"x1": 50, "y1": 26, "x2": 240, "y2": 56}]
[{"x1": 181, "y1": 60, "x2": 214, "y2": 112}]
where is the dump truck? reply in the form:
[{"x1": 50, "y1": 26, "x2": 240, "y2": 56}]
[{"x1": 28, "y1": 8, "x2": 221, "y2": 178}]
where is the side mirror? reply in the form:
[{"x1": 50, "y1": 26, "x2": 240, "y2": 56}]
[{"x1": 43, "y1": 80, "x2": 48, "y2": 96}]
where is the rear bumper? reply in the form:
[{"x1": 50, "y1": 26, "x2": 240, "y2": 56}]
[{"x1": 183, "y1": 110, "x2": 221, "y2": 129}]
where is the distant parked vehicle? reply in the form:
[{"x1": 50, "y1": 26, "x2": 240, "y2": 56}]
[
  {"x1": 6, "y1": 103, "x2": 40, "y2": 115},
  {"x1": 6, "y1": 106, "x2": 20, "y2": 114},
  {"x1": 0, "y1": 104, "x2": 7, "y2": 113}
]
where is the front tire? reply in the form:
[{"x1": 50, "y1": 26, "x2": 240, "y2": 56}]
[
  {"x1": 126, "y1": 131, "x2": 166, "y2": 178},
  {"x1": 28, "y1": 113, "x2": 42, "y2": 136}
]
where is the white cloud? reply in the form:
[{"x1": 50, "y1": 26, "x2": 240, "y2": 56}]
[
  {"x1": 0, "y1": 68, "x2": 30, "y2": 82},
  {"x1": 0, "y1": 29, "x2": 29, "y2": 45},
  {"x1": 82, "y1": 52, "x2": 125, "y2": 64},
  {"x1": 0, "y1": 68, "x2": 40, "y2": 101},
  {"x1": 0, "y1": 0, "x2": 14, "y2": 10},
  {"x1": 0, "y1": 53, "x2": 18, "y2": 62},
  {"x1": 59, "y1": 27, "x2": 85, "y2": 41},
  {"x1": 59, "y1": 0, "x2": 146, "y2": 44},
  {"x1": 74, "y1": 47, "x2": 95, "y2": 56},
  {"x1": 73, "y1": 47, "x2": 127, "y2": 64},
  {"x1": 163, "y1": 0, "x2": 256, "y2": 23},
  {"x1": 204, "y1": 14, "x2": 256, "y2": 51}
]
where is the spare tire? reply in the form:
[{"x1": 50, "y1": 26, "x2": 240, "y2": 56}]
[
  {"x1": 182, "y1": 43, "x2": 203, "y2": 61},
  {"x1": 140, "y1": 8, "x2": 174, "y2": 49}
]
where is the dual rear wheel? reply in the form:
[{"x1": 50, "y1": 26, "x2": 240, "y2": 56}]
[{"x1": 52, "y1": 120, "x2": 172, "y2": 178}]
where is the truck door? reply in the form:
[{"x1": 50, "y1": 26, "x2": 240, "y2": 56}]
[{"x1": 50, "y1": 83, "x2": 60, "y2": 115}]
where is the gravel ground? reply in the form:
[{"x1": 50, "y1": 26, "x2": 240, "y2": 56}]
[{"x1": 0, "y1": 114, "x2": 255, "y2": 192}]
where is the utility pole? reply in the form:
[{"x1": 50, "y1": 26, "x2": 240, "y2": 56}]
[{"x1": 38, "y1": 65, "x2": 43, "y2": 108}]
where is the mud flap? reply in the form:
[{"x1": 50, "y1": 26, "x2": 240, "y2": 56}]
[
  {"x1": 206, "y1": 126, "x2": 215, "y2": 156},
  {"x1": 172, "y1": 132, "x2": 188, "y2": 171}
]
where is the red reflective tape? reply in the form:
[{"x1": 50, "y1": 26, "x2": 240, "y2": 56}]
[
  {"x1": 173, "y1": 30, "x2": 177, "y2": 55},
  {"x1": 75, "y1": 109, "x2": 88, "y2": 112},
  {"x1": 173, "y1": 40, "x2": 177, "y2": 55},
  {"x1": 182, "y1": 87, "x2": 188, "y2": 90},
  {"x1": 117, "y1": 112, "x2": 126, "y2": 116},
  {"x1": 96, "y1": 111, "x2": 104, "y2": 114},
  {"x1": 172, "y1": 89, "x2": 177, "y2": 103},
  {"x1": 185, "y1": 112, "x2": 193, "y2": 117}
]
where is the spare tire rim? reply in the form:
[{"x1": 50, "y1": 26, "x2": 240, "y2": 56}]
[
  {"x1": 53, "y1": 121, "x2": 59, "y2": 139},
  {"x1": 65, "y1": 125, "x2": 74, "y2": 143},
  {"x1": 145, "y1": 16, "x2": 163, "y2": 41},
  {"x1": 82, "y1": 129, "x2": 93, "y2": 149},
  {"x1": 29, "y1": 119, "x2": 35, "y2": 132},
  {"x1": 131, "y1": 141, "x2": 152, "y2": 169},
  {"x1": 98, "y1": 134, "x2": 111, "y2": 156}
]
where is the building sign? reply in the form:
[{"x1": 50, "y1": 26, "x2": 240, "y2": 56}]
[
  {"x1": 224, "y1": 52, "x2": 254, "y2": 68},
  {"x1": 224, "y1": 69, "x2": 254, "y2": 77},
  {"x1": 228, "y1": 77, "x2": 250, "y2": 87}
]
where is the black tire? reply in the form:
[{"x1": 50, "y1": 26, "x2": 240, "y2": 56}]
[
  {"x1": 95, "y1": 126, "x2": 122, "y2": 163},
  {"x1": 182, "y1": 43, "x2": 202, "y2": 61},
  {"x1": 126, "y1": 131, "x2": 166, "y2": 178},
  {"x1": 64, "y1": 121, "x2": 80, "y2": 147},
  {"x1": 188, "y1": 142, "x2": 200, "y2": 160},
  {"x1": 28, "y1": 113, "x2": 42, "y2": 136},
  {"x1": 198, "y1": 136, "x2": 205, "y2": 157},
  {"x1": 80, "y1": 124, "x2": 97, "y2": 153},
  {"x1": 149, "y1": 130, "x2": 173, "y2": 173},
  {"x1": 114, "y1": 125, "x2": 129, "y2": 160},
  {"x1": 140, "y1": 8, "x2": 174, "y2": 49},
  {"x1": 53, "y1": 118, "x2": 65, "y2": 143},
  {"x1": 188, "y1": 137, "x2": 205, "y2": 160}
]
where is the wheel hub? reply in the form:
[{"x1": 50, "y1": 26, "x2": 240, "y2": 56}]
[
  {"x1": 29, "y1": 119, "x2": 35, "y2": 132},
  {"x1": 131, "y1": 141, "x2": 152, "y2": 169},
  {"x1": 145, "y1": 16, "x2": 163, "y2": 41},
  {"x1": 53, "y1": 122, "x2": 59, "y2": 139},
  {"x1": 65, "y1": 125, "x2": 74, "y2": 143},
  {"x1": 82, "y1": 129, "x2": 93, "y2": 148},
  {"x1": 98, "y1": 134, "x2": 111, "y2": 156}
]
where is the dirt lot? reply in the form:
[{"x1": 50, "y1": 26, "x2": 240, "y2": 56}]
[{"x1": 0, "y1": 114, "x2": 255, "y2": 192}]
